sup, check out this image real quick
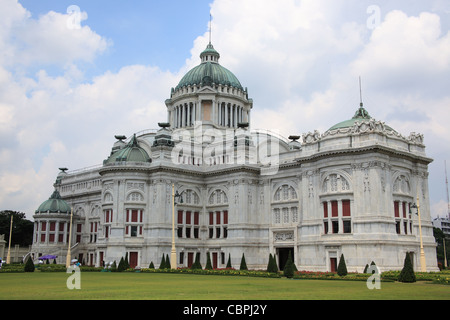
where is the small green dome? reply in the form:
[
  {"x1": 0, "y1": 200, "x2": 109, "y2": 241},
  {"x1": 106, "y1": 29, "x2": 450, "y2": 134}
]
[
  {"x1": 328, "y1": 105, "x2": 395, "y2": 132},
  {"x1": 104, "y1": 134, "x2": 151, "y2": 165},
  {"x1": 35, "y1": 190, "x2": 71, "y2": 214},
  {"x1": 175, "y1": 43, "x2": 243, "y2": 91}
]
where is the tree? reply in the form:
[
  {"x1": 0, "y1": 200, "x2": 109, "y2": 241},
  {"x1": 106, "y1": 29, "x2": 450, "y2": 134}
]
[
  {"x1": 239, "y1": 253, "x2": 248, "y2": 270},
  {"x1": 398, "y1": 253, "x2": 416, "y2": 283},
  {"x1": 149, "y1": 261, "x2": 155, "y2": 269},
  {"x1": 117, "y1": 257, "x2": 126, "y2": 272},
  {"x1": 205, "y1": 252, "x2": 212, "y2": 270},
  {"x1": 337, "y1": 254, "x2": 348, "y2": 276},
  {"x1": 283, "y1": 252, "x2": 295, "y2": 278},
  {"x1": 191, "y1": 252, "x2": 202, "y2": 270},
  {"x1": 160, "y1": 254, "x2": 167, "y2": 269},
  {"x1": 226, "y1": 253, "x2": 232, "y2": 269},
  {"x1": 0, "y1": 210, "x2": 34, "y2": 247},
  {"x1": 24, "y1": 256, "x2": 35, "y2": 272},
  {"x1": 267, "y1": 254, "x2": 278, "y2": 273},
  {"x1": 165, "y1": 254, "x2": 170, "y2": 268}
]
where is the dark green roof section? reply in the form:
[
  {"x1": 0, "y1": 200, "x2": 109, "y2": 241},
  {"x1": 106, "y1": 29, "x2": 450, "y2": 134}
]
[
  {"x1": 176, "y1": 62, "x2": 243, "y2": 90},
  {"x1": 176, "y1": 43, "x2": 243, "y2": 91},
  {"x1": 328, "y1": 105, "x2": 395, "y2": 132},
  {"x1": 35, "y1": 190, "x2": 71, "y2": 214},
  {"x1": 104, "y1": 134, "x2": 151, "y2": 165}
]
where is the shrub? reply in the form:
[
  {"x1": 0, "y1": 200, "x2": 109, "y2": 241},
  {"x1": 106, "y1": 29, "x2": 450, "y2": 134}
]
[
  {"x1": 398, "y1": 253, "x2": 416, "y2": 283},
  {"x1": 117, "y1": 257, "x2": 126, "y2": 272},
  {"x1": 24, "y1": 257, "x2": 35, "y2": 272},
  {"x1": 337, "y1": 254, "x2": 348, "y2": 277},
  {"x1": 240, "y1": 253, "x2": 247, "y2": 271},
  {"x1": 159, "y1": 255, "x2": 167, "y2": 269},
  {"x1": 267, "y1": 254, "x2": 278, "y2": 273},
  {"x1": 205, "y1": 252, "x2": 212, "y2": 270},
  {"x1": 191, "y1": 252, "x2": 202, "y2": 270},
  {"x1": 283, "y1": 252, "x2": 295, "y2": 278},
  {"x1": 149, "y1": 261, "x2": 154, "y2": 269},
  {"x1": 226, "y1": 254, "x2": 232, "y2": 269}
]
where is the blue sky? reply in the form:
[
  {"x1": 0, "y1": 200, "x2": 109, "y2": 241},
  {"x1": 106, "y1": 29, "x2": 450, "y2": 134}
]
[
  {"x1": 1, "y1": 0, "x2": 450, "y2": 221},
  {"x1": 18, "y1": 0, "x2": 212, "y2": 74}
]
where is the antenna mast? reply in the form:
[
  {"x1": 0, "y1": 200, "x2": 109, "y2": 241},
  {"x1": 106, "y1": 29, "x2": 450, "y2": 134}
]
[
  {"x1": 446, "y1": 160, "x2": 450, "y2": 219},
  {"x1": 209, "y1": 14, "x2": 212, "y2": 44},
  {"x1": 359, "y1": 76, "x2": 363, "y2": 107}
]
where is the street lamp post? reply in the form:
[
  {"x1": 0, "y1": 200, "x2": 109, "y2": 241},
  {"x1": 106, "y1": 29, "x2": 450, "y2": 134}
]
[
  {"x1": 411, "y1": 196, "x2": 426, "y2": 272},
  {"x1": 66, "y1": 207, "x2": 74, "y2": 268},
  {"x1": 6, "y1": 216, "x2": 12, "y2": 264},
  {"x1": 171, "y1": 184, "x2": 183, "y2": 269}
]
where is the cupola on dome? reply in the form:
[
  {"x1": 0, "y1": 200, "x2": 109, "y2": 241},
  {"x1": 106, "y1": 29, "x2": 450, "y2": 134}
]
[{"x1": 175, "y1": 43, "x2": 243, "y2": 91}]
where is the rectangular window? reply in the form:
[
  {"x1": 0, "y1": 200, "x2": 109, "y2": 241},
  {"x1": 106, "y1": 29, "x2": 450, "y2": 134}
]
[
  {"x1": 324, "y1": 221, "x2": 328, "y2": 234},
  {"x1": 343, "y1": 220, "x2": 351, "y2": 233},
  {"x1": 194, "y1": 212, "x2": 199, "y2": 225},
  {"x1": 323, "y1": 202, "x2": 328, "y2": 218},
  {"x1": 216, "y1": 211, "x2": 221, "y2": 225},
  {"x1": 332, "y1": 220, "x2": 339, "y2": 233},
  {"x1": 50, "y1": 222, "x2": 56, "y2": 232},
  {"x1": 41, "y1": 222, "x2": 46, "y2": 231},
  {"x1": 396, "y1": 221, "x2": 400, "y2": 234},
  {"x1": 186, "y1": 227, "x2": 191, "y2": 238},
  {"x1": 209, "y1": 212, "x2": 214, "y2": 225},
  {"x1": 49, "y1": 234, "x2": 55, "y2": 243},
  {"x1": 131, "y1": 210, "x2": 138, "y2": 222},
  {"x1": 223, "y1": 211, "x2": 228, "y2": 224},
  {"x1": 194, "y1": 227, "x2": 199, "y2": 239},
  {"x1": 394, "y1": 201, "x2": 399, "y2": 218},
  {"x1": 59, "y1": 222, "x2": 65, "y2": 232},
  {"x1": 331, "y1": 201, "x2": 338, "y2": 217},
  {"x1": 402, "y1": 201, "x2": 407, "y2": 218},
  {"x1": 342, "y1": 200, "x2": 351, "y2": 217},
  {"x1": 178, "y1": 210, "x2": 183, "y2": 224},
  {"x1": 186, "y1": 211, "x2": 191, "y2": 224}
]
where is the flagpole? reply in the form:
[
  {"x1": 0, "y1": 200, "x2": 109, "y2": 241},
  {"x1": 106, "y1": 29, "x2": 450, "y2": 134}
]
[
  {"x1": 6, "y1": 216, "x2": 13, "y2": 264},
  {"x1": 66, "y1": 207, "x2": 74, "y2": 268}
]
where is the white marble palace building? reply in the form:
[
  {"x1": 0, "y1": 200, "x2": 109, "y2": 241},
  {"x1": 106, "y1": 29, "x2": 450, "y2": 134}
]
[{"x1": 31, "y1": 42, "x2": 438, "y2": 272}]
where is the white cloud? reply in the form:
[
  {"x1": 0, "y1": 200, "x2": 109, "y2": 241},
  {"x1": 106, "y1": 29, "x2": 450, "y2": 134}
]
[{"x1": 0, "y1": 0, "x2": 110, "y2": 68}]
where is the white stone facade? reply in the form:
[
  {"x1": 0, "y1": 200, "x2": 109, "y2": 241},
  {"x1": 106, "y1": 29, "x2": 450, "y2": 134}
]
[{"x1": 31, "y1": 44, "x2": 438, "y2": 272}]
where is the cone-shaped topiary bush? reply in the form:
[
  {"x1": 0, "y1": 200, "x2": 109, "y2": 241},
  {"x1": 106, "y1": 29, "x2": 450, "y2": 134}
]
[
  {"x1": 205, "y1": 252, "x2": 212, "y2": 270},
  {"x1": 283, "y1": 252, "x2": 295, "y2": 278},
  {"x1": 240, "y1": 253, "x2": 248, "y2": 270},
  {"x1": 337, "y1": 254, "x2": 348, "y2": 276},
  {"x1": 226, "y1": 253, "x2": 232, "y2": 269},
  {"x1": 24, "y1": 256, "x2": 35, "y2": 272},
  {"x1": 398, "y1": 253, "x2": 416, "y2": 283},
  {"x1": 267, "y1": 254, "x2": 278, "y2": 273}
]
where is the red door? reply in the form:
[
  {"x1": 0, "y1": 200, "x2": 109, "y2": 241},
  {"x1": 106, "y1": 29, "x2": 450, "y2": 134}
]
[
  {"x1": 129, "y1": 252, "x2": 138, "y2": 269},
  {"x1": 330, "y1": 258, "x2": 337, "y2": 272},
  {"x1": 212, "y1": 253, "x2": 218, "y2": 269},
  {"x1": 188, "y1": 252, "x2": 194, "y2": 268}
]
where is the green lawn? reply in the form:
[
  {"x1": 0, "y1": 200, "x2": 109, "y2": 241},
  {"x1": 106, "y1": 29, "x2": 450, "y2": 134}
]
[{"x1": 0, "y1": 272, "x2": 449, "y2": 300}]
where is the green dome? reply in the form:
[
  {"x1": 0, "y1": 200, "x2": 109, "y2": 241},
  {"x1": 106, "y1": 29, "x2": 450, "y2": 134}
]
[
  {"x1": 104, "y1": 134, "x2": 151, "y2": 165},
  {"x1": 328, "y1": 105, "x2": 395, "y2": 132},
  {"x1": 35, "y1": 190, "x2": 71, "y2": 214},
  {"x1": 176, "y1": 44, "x2": 243, "y2": 91}
]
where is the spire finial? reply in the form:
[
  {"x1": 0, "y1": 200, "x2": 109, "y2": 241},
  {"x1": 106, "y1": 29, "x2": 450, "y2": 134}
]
[
  {"x1": 209, "y1": 14, "x2": 212, "y2": 44},
  {"x1": 359, "y1": 76, "x2": 363, "y2": 107}
]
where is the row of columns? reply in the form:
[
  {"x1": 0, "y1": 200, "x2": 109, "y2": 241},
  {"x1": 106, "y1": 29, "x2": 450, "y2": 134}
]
[{"x1": 171, "y1": 100, "x2": 248, "y2": 129}]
